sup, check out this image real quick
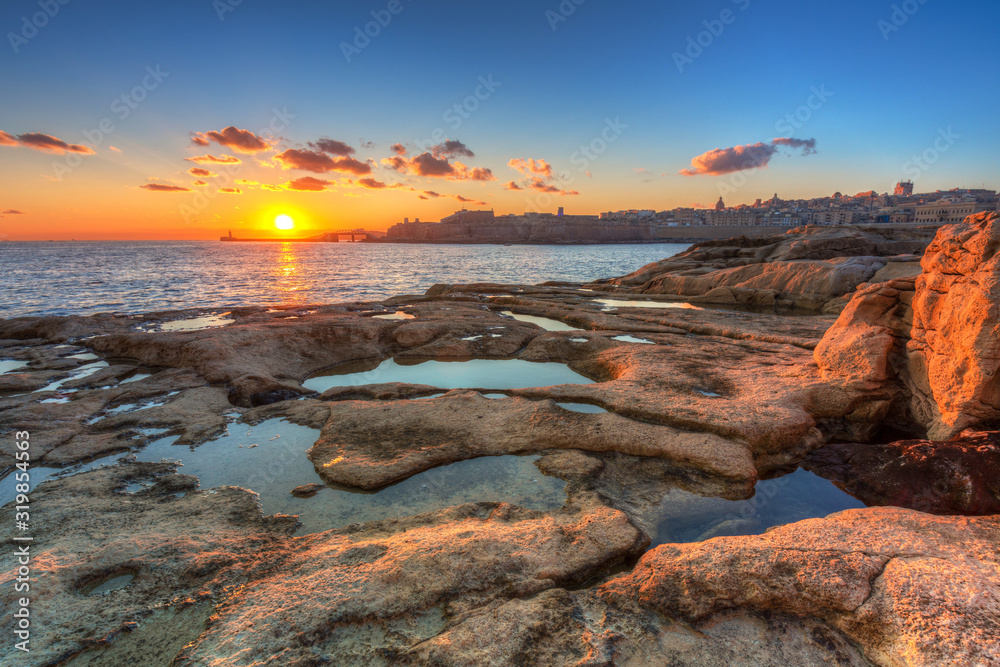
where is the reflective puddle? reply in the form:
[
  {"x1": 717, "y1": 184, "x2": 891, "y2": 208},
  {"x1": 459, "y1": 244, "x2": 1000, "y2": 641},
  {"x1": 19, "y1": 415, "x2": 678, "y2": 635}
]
[
  {"x1": 137, "y1": 314, "x2": 235, "y2": 333},
  {"x1": 133, "y1": 419, "x2": 565, "y2": 534},
  {"x1": 372, "y1": 312, "x2": 415, "y2": 320},
  {"x1": 0, "y1": 360, "x2": 29, "y2": 374},
  {"x1": 304, "y1": 358, "x2": 595, "y2": 393},
  {"x1": 500, "y1": 310, "x2": 582, "y2": 332},
  {"x1": 35, "y1": 361, "x2": 110, "y2": 393},
  {"x1": 652, "y1": 469, "x2": 866, "y2": 546},
  {"x1": 593, "y1": 298, "x2": 701, "y2": 310},
  {"x1": 612, "y1": 335, "x2": 654, "y2": 344}
]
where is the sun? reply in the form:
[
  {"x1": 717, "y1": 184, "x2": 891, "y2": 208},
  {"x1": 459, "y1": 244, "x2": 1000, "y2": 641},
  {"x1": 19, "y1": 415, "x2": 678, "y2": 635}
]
[{"x1": 275, "y1": 214, "x2": 295, "y2": 231}]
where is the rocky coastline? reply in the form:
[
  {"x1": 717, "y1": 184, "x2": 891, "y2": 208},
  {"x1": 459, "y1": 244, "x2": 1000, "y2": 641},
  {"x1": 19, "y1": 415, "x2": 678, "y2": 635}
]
[{"x1": 1, "y1": 213, "x2": 998, "y2": 665}]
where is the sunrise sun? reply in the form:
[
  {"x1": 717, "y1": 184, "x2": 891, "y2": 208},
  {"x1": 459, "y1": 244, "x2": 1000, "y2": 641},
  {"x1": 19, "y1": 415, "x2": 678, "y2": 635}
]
[{"x1": 275, "y1": 214, "x2": 295, "y2": 230}]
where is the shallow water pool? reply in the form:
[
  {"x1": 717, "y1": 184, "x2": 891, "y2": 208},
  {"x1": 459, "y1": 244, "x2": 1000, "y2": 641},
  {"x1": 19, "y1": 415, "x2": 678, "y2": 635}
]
[
  {"x1": 652, "y1": 468, "x2": 866, "y2": 546},
  {"x1": 500, "y1": 310, "x2": 582, "y2": 332},
  {"x1": 134, "y1": 419, "x2": 565, "y2": 534},
  {"x1": 304, "y1": 358, "x2": 595, "y2": 393}
]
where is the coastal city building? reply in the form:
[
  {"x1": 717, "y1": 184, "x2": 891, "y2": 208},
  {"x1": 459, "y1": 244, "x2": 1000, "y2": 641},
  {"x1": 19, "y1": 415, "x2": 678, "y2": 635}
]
[{"x1": 383, "y1": 185, "x2": 999, "y2": 243}]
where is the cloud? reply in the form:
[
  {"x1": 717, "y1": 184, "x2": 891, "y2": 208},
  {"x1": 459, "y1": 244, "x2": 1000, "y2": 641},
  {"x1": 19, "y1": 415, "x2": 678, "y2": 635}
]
[
  {"x1": 508, "y1": 158, "x2": 552, "y2": 177},
  {"x1": 185, "y1": 154, "x2": 241, "y2": 164},
  {"x1": 193, "y1": 180, "x2": 208, "y2": 186},
  {"x1": 382, "y1": 152, "x2": 495, "y2": 181},
  {"x1": 771, "y1": 137, "x2": 817, "y2": 155},
  {"x1": 195, "y1": 126, "x2": 271, "y2": 154},
  {"x1": 236, "y1": 179, "x2": 258, "y2": 186},
  {"x1": 219, "y1": 187, "x2": 242, "y2": 194},
  {"x1": 274, "y1": 148, "x2": 372, "y2": 175},
  {"x1": 680, "y1": 137, "x2": 817, "y2": 176},
  {"x1": 506, "y1": 157, "x2": 577, "y2": 195},
  {"x1": 390, "y1": 143, "x2": 407, "y2": 156},
  {"x1": 140, "y1": 183, "x2": 191, "y2": 192},
  {"x1": 0, "y1": 209, "x2": 26, "y2": 216},
  {"x1": 0, "y1": 131, "x2": 96, "y2": 155},
  {"x1": 109, "y1": 146, "x2": 122, "y2": 153},
  {"x1": 261, "y1": 184, "x2": 284, "y2": 192},
  {"x1": 284, "y1": 176, "x2": 335, "y2": 192},
  {"x1": 188, "y1": 167, "x2": 215, "y2": 177},
  {"x1": 416, "y1": 190, "x2": 485, "y2": 205},
  {"x1": 432, "y1": 139, "x2": 475, "y2": 158},
  {"x1": 358, "y1": 177, "x2": 388, "y2": 189},
  {"x1": 308, "y1": 138, "x2": 355, "y2": 156}
]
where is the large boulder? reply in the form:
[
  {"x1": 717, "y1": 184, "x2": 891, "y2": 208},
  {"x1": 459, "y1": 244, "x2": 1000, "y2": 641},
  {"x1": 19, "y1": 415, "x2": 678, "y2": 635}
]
[{"x1": 816, "y1": 212, "x2": 1000, "y2": 438}]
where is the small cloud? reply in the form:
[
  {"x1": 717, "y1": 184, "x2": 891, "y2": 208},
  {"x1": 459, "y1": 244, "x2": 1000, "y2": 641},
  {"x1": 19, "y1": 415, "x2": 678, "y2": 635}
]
[
  {"x1": 507, "y1": 158, "x2": 576, "y2": 195},
  {"x1": 196, "y1": 126, "x2": 271, "y2": 154},
  {"x1": 1, "y1": 131, "x2": 96, "y2": 155},
  {"x1": 236, "y1": 179, "x2": 258, "y2": 186},
  {"x1": 188, "y1": 167, "x2": 215, "y2": 178},
  {"x1": 0, "y1": 209, "x2": 26, "y2": 217},
  {"x1": 381, "y1": 152, "x2": 495, "y2": 181},
  {"x1": 680, "y1": 137, "x2": 817, "y2": 176},
  {"x1": 193, "y1": 180, "x2": 208, "y2": 186},
  {"x1": 219, "y1": 187, "x2": 242, "y2": 194},
  {"x1": 508, "y1": 158, "x2": 553, "y2": 177},
  {"x1": 360, "y1": 139, "x2": 376, "y2": 149},
  {"x1": 261, "y1": 184, "x2": 284, "y2": 191},
  {"x1": 390, "y1": 143, "x2": 407, "y2": 156},
  {"x1": 308, "y1": 138, "x2": 355, "y2": 156},
  {"x1": 284, "y1": 176, "x2": 335, "y2": 192},
  {"x1": 358, "y1": 177, "x2": 387, "y2": 189},
  {"x1": 185, "y1": 154, "x2": 241, "y2": 164},
  {"x1": 140, "y1": 183, "x2": 191, "y2": 192},
  {"x1": 274, "y1": 149, "x2": 372, "y2": 175},
  {"x1": 432, "y1": 139, "x2": 475, "y2": 158},
  {"x1": 109, "y1": 146, "x2": 122, "y2": 153}
]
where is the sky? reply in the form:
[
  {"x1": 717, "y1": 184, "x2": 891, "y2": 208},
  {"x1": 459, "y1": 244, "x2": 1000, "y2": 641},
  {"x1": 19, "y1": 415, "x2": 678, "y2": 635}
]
[{"x1": 1, "y1": 0, "x2": 998, "y2": 240}]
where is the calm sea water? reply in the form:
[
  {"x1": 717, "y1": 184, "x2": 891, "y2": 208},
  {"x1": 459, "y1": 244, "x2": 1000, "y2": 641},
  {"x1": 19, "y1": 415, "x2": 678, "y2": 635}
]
[{"x1": 0, "y1": 241, "x2": 688, "y2": 318}]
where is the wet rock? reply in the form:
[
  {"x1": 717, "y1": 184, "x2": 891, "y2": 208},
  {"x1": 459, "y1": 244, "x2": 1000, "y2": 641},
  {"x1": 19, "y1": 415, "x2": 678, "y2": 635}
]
[
  {"x1": 0, "y1": 462, "x2": 297, "y2": 666},
  {"x1": 290, "y1": 482, "x2": 323, "y2": 498},
  {"x1": 804, "y1": 431, "x2": 1000, "y2": 515},
  {"x1": 307, "y1": 391, "x2": 757, "y2": 490}
]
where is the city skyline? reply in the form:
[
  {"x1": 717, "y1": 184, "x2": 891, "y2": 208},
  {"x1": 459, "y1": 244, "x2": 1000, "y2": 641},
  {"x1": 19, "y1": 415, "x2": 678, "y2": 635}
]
[{"x1": 1, "y1": 0, "x2": 998, "y2": 240}]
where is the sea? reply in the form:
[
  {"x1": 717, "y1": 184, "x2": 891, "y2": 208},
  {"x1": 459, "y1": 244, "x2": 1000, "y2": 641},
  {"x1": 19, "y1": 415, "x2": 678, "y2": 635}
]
[{"x1": 0, "y1": 241, "x2": 689, "y2": 318}]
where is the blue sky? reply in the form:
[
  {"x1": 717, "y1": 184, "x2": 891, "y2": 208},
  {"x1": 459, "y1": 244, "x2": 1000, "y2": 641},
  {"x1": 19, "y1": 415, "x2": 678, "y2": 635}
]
[{"x1": 1, "y1": 0, "x2": 997, "y2": 237}]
